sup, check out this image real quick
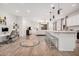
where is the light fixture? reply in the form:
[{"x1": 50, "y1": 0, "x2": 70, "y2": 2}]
[
  {"x1": 50, "y1": 4, "x2": 55, "y2": 9},
  {"x1": 16, "y1": 10, "x2": 20, "y2": 13},
  {"x1": 26, "y1": 9, "x2": 31, "y2": 13},
  {"x1": 49, "y1": 4, "x2": 55, "y2": 21},
  {"x1": 52, "y1": 6, "x2": 55, "y2": 19},
  {"x1": 50, "y1": 4, "x2": 54, "y2": 8},
  {"x1": 50, "y1": 18, "x2": 51, "y2": 21},
  {"x1": 65, "y1": 16, "x2": 68, "y2": 19},
  {"x1": 57, "y1": 9, "x2": 62, "y2": 14},
  {"x1": 49, "y1": 3, "x2": 63, "y2": 21},
  {"x1": 53, "y1": 15, "x2": 55, "y2": 19},
  {"x1": 52, "y1": 7, "x2": 55, "y2": 9},
  {"x1": 72, "y1": 4, "x2": 77, "y2": 7},
  {"x1": 57, "y1": 4, "x2": 62, "y2": 15}
]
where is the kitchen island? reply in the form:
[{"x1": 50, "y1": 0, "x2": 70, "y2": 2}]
[{"x1": 46, "y1": 31, "x2": 77, "y2": 51}]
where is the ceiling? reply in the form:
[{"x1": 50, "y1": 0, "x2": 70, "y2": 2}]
[{"x1": 0, "y1": 3, "x2": 79, "y2": 21}]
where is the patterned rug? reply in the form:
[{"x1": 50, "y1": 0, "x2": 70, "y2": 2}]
[{"x1": 20, "y1": 35, "x2": 40, "y2": 47}]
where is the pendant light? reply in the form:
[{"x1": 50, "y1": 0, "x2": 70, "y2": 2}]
[
  {"x1": 52, "y1": 6, "x2": 55, "y2": 19},
  {"x1": 53, "y1": 15, "x2": 55, "y2": 19},
  {"x1": 57, "y1": 3, "x2": 62, "y2": 15},
  {"x1": 49, "y1": 4, "x2": 55, "y2": 21},
  {"x1": 49, "y1": 10, "x2": 52, "y2": 21}
]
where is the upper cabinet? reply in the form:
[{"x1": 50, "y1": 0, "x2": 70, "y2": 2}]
[{"x1": 67, "y1": 13, "x2": 79, "y2": 26}]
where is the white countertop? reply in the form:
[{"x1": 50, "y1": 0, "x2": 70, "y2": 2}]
[{"x1": 47, "y1": 30, "x2": 76, "y2": 33}]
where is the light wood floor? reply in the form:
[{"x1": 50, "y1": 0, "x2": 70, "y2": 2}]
[{"x1": 0, "y1": 35, "x2": 79, "y2": 56}]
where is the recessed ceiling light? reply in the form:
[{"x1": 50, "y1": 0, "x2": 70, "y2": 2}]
[
  {"x1": 16, "y1": 10, "x2": 20, "y2": 13},
  {"x1": 26, "y1": 9, "x2": 31, "y2": 13},
  {"x1": 50, "y1": 4, "x2": 54, "y2": 7},
  {"x1": 72, "y1": 4, "x2": 77, "y2": 7}
]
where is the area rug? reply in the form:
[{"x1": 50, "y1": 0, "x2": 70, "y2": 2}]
[{"x1": 20, "y1": 37, "x2": 40, "y2": 47}]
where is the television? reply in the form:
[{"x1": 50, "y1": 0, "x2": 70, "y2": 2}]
[{"x1": 2, "y1": 27, "x2": 9, "y2": 32}]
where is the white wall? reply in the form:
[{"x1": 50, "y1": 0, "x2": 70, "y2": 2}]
[
  {"x1": 21, "y1": 17, "x2": 31, "y2": 37},
  {"x1": 6, "y1": 15, "x2": 17, "y2": 33},
  {"x1": 15, "y1": 16, "x2": 23, "y2": 37},
  {"x1": 67, "y1": 11, "x2": 79, "y2": 31},
  {"x1": 0, "y1": 12, "x2": 17, "y2": 34},
  {"x1": 67, "y1": 14, "x2": 79, "y2": 26},
  {"x1": 16, "y1": 16, "x2": 40, "y2": 37},
  {"x1": 0, "y1": 12, "x2": 56, "y2": 37},
  {"x1": 0, "y1": 13, "x2": 49, "y2": 37},
  {"x1": 0, "y1": 11, "x2": 37, "y2": 37},
  {"x1": 57, "y1": 20, "x2": 61, "y2": 31}
]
